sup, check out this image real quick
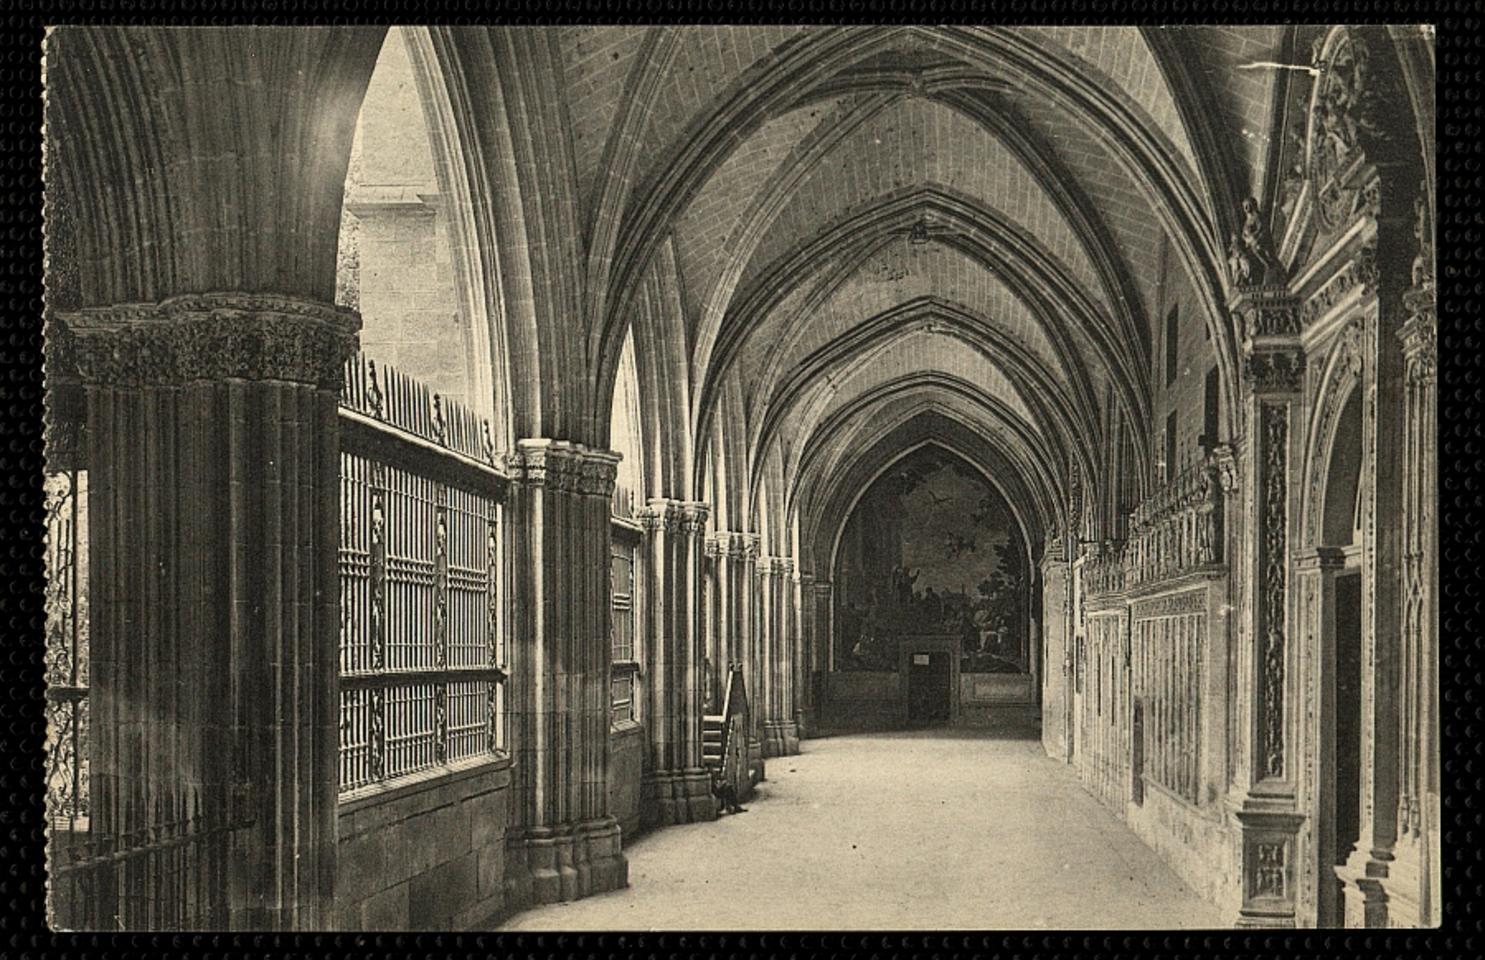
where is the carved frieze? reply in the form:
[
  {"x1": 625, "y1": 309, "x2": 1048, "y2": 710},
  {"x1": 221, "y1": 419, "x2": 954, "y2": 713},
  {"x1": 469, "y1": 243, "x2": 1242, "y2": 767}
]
[
  {"x1": 1301, "y1": 240, "x2": 1379, "y2": 327},
  {"x1": 1237, "y1": 299, "x2": 1303, "y2": 341},
  {"x1": 1243, "y1": 350, "x2": 1307, "y2": 395},
  {"x1": 56, "y1": 293, "x2": 361, "y2": 389},
  {"x1": 1130, "y1": 589, "x2": 1206, "y2": 621}
]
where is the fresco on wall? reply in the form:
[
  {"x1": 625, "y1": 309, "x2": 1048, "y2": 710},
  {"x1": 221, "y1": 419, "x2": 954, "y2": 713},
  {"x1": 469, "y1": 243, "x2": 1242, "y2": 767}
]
[{"x1": 833, "y1": 445, "x2": 1030, "y2": 673}]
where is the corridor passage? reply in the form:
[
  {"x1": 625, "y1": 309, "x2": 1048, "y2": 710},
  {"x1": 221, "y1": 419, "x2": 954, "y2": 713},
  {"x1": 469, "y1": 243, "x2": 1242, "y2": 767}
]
[{"x1": 498, "y1": 723, "x2": 1223, "y2": 930}]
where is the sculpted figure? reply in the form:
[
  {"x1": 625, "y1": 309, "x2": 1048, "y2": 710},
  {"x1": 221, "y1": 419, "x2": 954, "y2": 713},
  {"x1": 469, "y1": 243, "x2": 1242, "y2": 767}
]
[
  {"x1": 1412, "y1": 188, "x2": 1434, "y2": 289},
  {"x1": 1227, "y1": 234, "x2": 1253, "y2": 287},
  {"x1": 1241, "y1": 197, "x2": 1283, "y2": 285}
]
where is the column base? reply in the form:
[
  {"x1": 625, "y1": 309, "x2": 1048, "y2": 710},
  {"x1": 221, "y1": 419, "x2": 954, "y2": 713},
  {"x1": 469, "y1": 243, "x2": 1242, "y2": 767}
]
[
  {"x1": 641, "y1": 769, "x2": 718, "y2": 827},
  {"x1": 797, "y1": 707, "x2": 816, "y2": 740},
  {"x1": 761, "y1": 719, "x2": 801, "y2": 758},
  {"x1": 1337, "y1": 845, "x2": 1418, "y2": 928},
  {"x1": 1232, "y1": 796, "x2": 1305, "y2": 929},
  {"x1": 744, "y1": 737, "x2": 765, "y2": 797},
  {"x1": 502, "y1": 817, "x2": 628, "y2": 910}
]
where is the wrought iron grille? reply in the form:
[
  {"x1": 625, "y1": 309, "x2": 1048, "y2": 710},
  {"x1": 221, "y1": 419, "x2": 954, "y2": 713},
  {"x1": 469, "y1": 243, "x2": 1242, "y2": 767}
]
[
  {"x1": 610, "y1": 537, "x2": 637, "y2": 724},
  {"x1": 339, "y1": 354, "x2": 507, "y2": 796},
  {"x1": 44, "y1": 469, "x2": 89, "y2": 831}
]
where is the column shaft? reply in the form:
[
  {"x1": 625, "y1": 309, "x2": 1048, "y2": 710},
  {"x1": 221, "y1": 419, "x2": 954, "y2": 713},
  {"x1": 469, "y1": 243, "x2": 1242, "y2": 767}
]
[
  {"x1": 58, "y1": 294, "x2": 355, "y2": 930},
  {"x1": 502, "y1": 440, "x2": 626, "y2": 909}
]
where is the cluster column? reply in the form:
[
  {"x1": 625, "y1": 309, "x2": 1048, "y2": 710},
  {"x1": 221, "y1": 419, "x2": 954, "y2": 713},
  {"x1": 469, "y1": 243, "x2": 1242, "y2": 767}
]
[
  {"x1": 52, "y1": 294, "x2": 358, "y2": 930},
  {"x1": 635, "y1": 499, "x2": 716, "y2": 827},
  {"x1": 1231, "y1": 287, "x2": 1307, "y2": 929},
  {"x1": 705, "y1": 532, "x2": 764, "y2": 783},
  {"x1": 759, "y1": 556, "x2": 800, "y2": 758},
  {"x1": 502, "y1": 440, "x2": 627, "y2": 909}
]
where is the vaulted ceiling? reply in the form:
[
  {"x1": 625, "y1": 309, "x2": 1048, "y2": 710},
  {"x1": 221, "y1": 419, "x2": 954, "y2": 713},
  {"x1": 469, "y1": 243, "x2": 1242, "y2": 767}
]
[
  {"x1": 519, "y1": 26, "x2": 1288, "y2": 549},
  {"x1": 563, "y1": 25, "x2": 1291, "y2": 546}
]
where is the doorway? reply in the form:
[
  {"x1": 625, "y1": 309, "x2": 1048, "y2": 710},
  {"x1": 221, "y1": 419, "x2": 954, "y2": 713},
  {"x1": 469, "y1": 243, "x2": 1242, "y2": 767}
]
[{"x1": 907, "y1": 651, "x2": 952, "y2": 725}]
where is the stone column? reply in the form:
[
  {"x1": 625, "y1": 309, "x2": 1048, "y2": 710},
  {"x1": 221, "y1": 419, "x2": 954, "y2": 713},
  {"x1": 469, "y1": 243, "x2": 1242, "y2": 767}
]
[
  {"x1": 761, "y1": 557, "x2": 800, "y2": 757},
  {"x1": 52, "y1": 294, "x2": 358, "y2": 930},
  {"x1": 1231, "y1": 289, "x2": 1307, "y2": 929},
  {"x1": 1039, "y1": 533, "x2": 1072, "y2": 763},
  {"x1": 502, "y1": 440, "x2": 626, "y2": 909},
  {"x1": 635, "y1": 499, "x2": 716, "y2": 827},
  {"x1": 794, "y1": 570, "x2": 816, "y2": 738},
  {"x1": 813, "y1": 579, "x2": 834, "y2": 726}
]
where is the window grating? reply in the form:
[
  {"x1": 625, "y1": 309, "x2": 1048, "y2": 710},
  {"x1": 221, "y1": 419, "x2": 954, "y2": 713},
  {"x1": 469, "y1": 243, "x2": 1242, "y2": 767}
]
[{"x1": 338, "y1": 355, "x2": 507, "y2": 797}]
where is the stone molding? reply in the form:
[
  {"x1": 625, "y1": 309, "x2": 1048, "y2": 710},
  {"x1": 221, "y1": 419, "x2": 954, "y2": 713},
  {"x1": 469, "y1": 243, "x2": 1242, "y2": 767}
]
[{"x1": 51, "y1": 292, "x2": 361, "y2": 389}]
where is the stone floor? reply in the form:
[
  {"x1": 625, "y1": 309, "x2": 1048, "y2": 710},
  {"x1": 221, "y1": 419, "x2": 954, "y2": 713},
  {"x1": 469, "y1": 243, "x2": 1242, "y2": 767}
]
[{"x1": 497, "y1": 719, "x2": 1226, "y2": 930}]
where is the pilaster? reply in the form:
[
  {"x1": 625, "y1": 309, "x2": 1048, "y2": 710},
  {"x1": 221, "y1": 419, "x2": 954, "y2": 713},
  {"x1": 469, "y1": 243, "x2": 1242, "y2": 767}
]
[
  {"x1": 1231, "y1": 286, "x2": 1306, "y2": 928},
  {"x1": 1391, "y1": 283, "x2": 1437, "y2": 927}
]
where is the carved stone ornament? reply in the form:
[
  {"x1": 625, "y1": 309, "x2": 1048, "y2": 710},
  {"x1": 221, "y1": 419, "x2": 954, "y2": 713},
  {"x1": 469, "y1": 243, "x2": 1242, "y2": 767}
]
[
  {"x1": 1240, "y1": 301, "x2": 1303, "y2": 340},
  {"x1": 55, "y1": 292, "x2": 361, "y2": 389},
  {"x1": 1308, "y1": 30, "x2": 1389, "y2": 234},
  {"x1": 679, "y1": 501, "x2": 711, "y2": 536},
  {"x1": 1243, "y1": 350, "x2": 1307, "y2": 394},
  {"x1": 1258, "y1": 403, "x2": 1289, "y2": 781},
  {"x1": 1401, "y1": 303, "x2": 1437, "y2": 387},
  {"x1": 509, "y1": 440, "x2": 618, "y2": 497},
  {"x1": 1301, "y1": 241, "x2": 1378, "y2": 326}
]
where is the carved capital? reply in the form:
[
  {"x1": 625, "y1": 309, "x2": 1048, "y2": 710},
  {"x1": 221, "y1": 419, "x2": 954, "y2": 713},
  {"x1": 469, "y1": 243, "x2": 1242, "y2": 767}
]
[
  {"x1": 576, "y1": 450, "x2": 621, "y2": 499},
  {"x1": 740, "y1": 533, "x2": 761, "y2": 561},
  {"x1": 637, "y1": 500, "x2": 673, "y2": 533},
  {"x1": 55, "y1": 293, "x2": 361, "y2": 389},
  {"x1": 679, "y1": 501, "x2": 711, "y2": 536}
]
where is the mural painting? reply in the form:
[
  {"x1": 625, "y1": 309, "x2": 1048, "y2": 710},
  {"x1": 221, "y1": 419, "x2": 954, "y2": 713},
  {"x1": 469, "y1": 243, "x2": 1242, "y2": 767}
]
[{"x1": 833, "y1": 446, "x2": 1030, "y2": 674}]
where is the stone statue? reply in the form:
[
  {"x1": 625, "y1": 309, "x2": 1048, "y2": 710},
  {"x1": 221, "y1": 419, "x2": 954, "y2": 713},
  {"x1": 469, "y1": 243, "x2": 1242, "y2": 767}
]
[
  {"x1": 1227, "y1": 234, "x2": 1254, "y2": 287},
  {"x1": 1412, "y1": 186, "x2": 1434, "y2": 289},
  {"x1": 1241, "y1": 196, "x2": 1283, "y2": 285}
]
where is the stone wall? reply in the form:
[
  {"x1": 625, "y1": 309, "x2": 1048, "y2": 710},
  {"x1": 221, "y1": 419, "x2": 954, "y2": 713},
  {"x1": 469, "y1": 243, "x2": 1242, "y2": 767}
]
[
  {"x1": 1156, "y1": 238, "x2": 1223, "y2": 478},
  {"x1": 334, "y1": 760, "x2": 512, "y2": 931}
]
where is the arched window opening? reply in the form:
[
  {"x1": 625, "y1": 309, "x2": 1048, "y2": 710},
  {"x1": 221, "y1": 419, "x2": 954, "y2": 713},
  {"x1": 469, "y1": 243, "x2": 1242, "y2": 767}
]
[
  {"x1": 337, "y1": 27, "x2": 477, "y2": 411},
  {"x1": 334, "y1": 29, "x2": 508, "y2": 799}
]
